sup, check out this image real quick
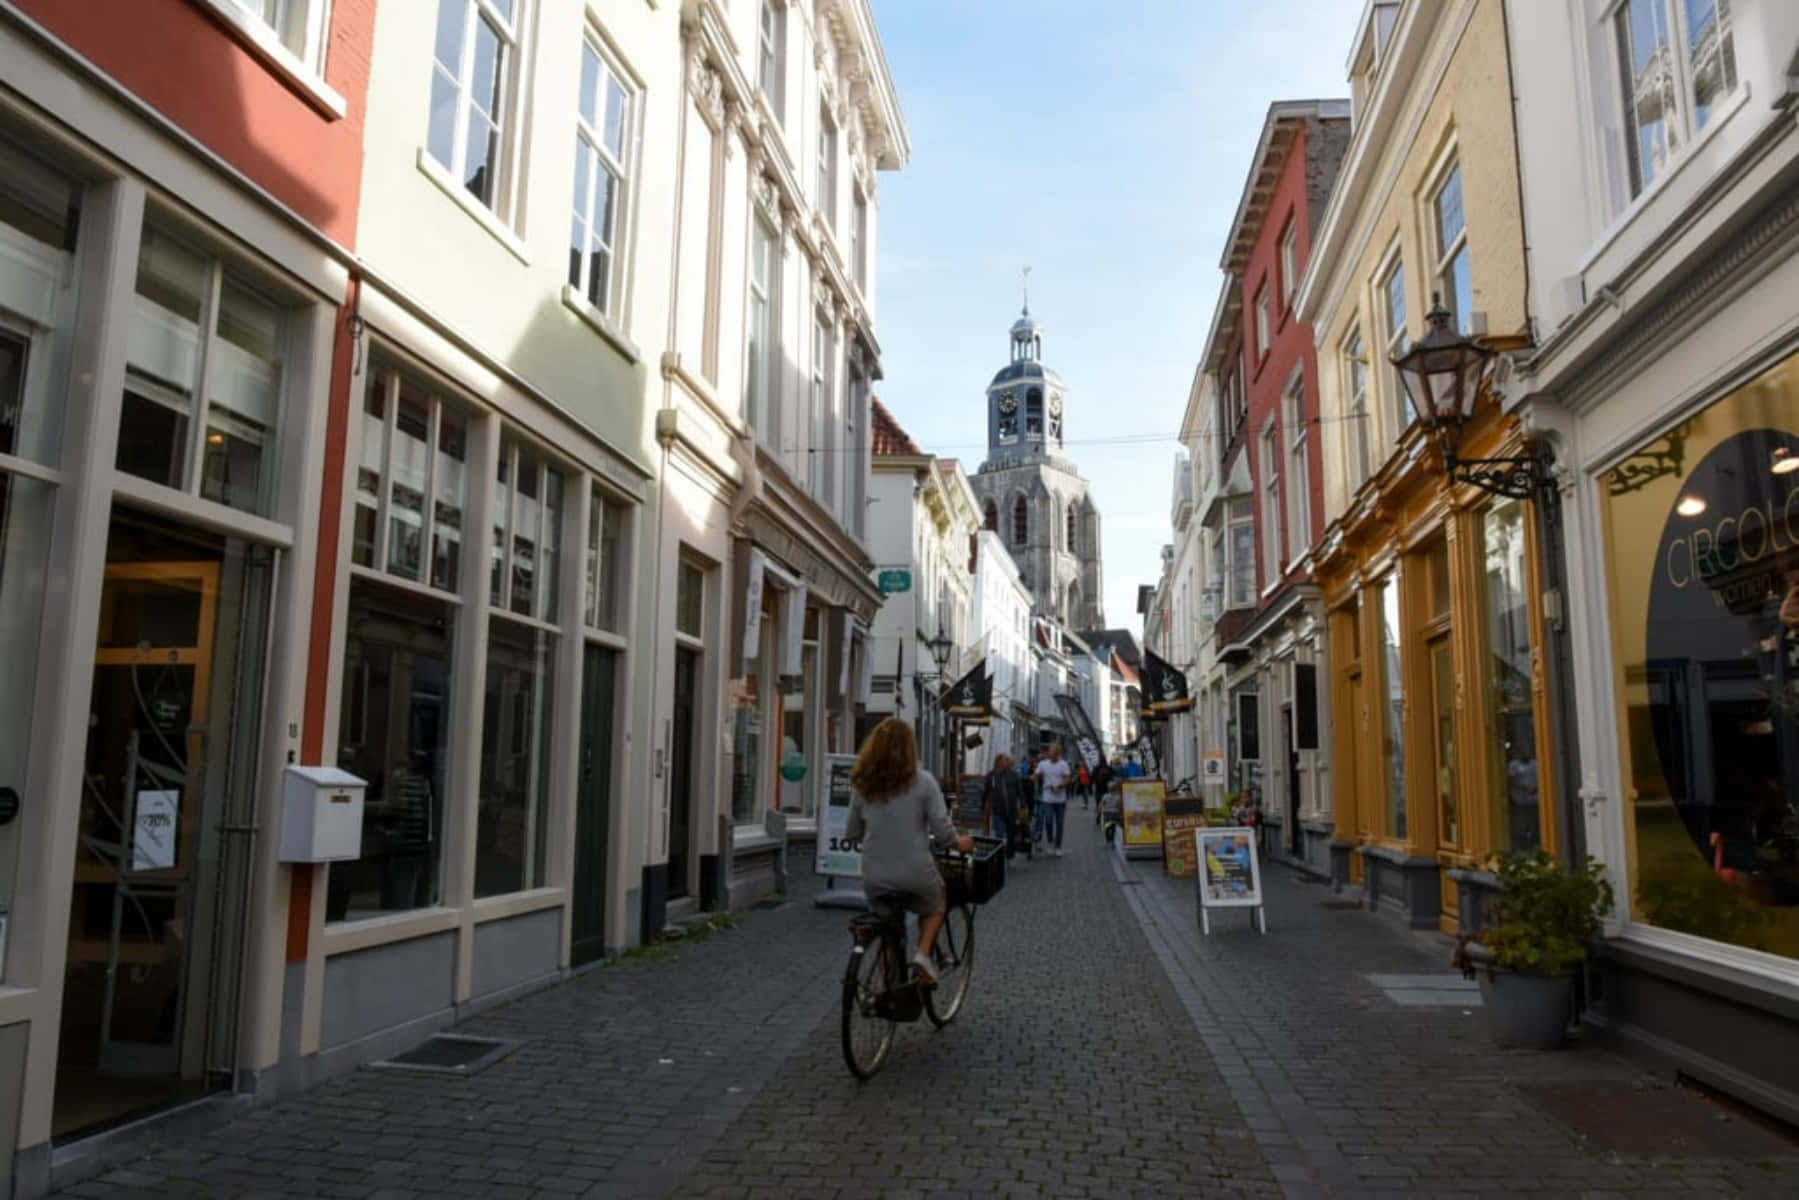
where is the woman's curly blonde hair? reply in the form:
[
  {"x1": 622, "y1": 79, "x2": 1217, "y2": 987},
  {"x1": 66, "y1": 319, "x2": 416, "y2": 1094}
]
[{"x1": 849, "y1": 717, "x2": 918, "y2": 802}]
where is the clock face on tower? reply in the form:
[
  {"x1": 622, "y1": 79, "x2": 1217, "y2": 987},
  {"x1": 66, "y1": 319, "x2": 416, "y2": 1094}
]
[
  {"x1": 997, "y1": 391, "x2": 1017, "y2": 414},
  {"x1": 1049, "y1": 393, "x2": 1063, "y2": 417}
]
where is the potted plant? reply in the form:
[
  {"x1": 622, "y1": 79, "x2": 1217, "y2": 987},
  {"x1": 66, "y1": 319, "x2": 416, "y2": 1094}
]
[{"x1": 1453, "y1": 850, "x2": 1614, "y2": 1049}]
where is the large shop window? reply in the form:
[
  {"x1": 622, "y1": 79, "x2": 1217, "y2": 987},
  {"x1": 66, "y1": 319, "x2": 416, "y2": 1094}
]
[
  {"x1": 1481, "y1": 498, "x2": 1541, "y2": 854},
  {"x1": 120, "y1": 225, "x2": 287, "y2": 515},
  {"x1": 333, "y1": 581, "x2": 453, "y2": 919},
  {"x1": 1602, "y1": 356, "x2": 1799, "y2": 963},
  {"x1": 731, "y1": 585, "x2": 776, "y2": 824},
  {"x1": 476, "y1": 438, "x2": 563, "y2": 896},
  {"x1": 1378, "y1": 577, "x2": 1406, "y2": 840}
]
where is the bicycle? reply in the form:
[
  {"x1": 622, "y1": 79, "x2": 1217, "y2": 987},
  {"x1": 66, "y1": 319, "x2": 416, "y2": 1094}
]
[{"x1": 840, "y1": 838, "x2": 1000, "y2": 1080}]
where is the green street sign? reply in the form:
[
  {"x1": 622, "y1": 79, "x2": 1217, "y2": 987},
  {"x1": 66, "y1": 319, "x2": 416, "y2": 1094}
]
[{"x1": 877, "y1": 568, "x2": 912, "y2": 595}]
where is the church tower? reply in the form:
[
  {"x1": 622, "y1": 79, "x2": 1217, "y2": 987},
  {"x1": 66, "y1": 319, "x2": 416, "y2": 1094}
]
[{"x1": 969, "y1": 305, "x2": 1104, "y2": 630}]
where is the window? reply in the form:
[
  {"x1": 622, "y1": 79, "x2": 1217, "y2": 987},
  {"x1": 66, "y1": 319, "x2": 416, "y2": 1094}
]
[
  {"x1": 1284, "y1": 372, "x2": 1310, "y2": 557},
  {"x1": 1381, "y1": 253, "x2": 1411, "y2": 430},
  {"x1": 1260, "y1": 422, "x2": 1281, "y2": 582},
  {"x1": 477, "y1": 435, "x2": 564, "y2": 897},
  {"x1": 352, "y1": 367, "x2": 470, "y2": 591},
  {"x1": 1025, "y1": 388, "x2": 1043, "y2": 436},
  {"x1": 1615, "y1": 0, "x2": 1737, "y2": 198},
  {"x1": 757, "y1": 0, "x2": 785, "y2": 120},
  {"x1": 333, "y1": 581, "x2": 453, "y2": 919},
  {"x1": 746, "y1": 218, "x2": 777, "y2": 441},
  {"x1": 810, "y1": 316, "x2": 834, "y2": 503},
  {"x1": 1431, "y1": 161, "x2": 1472, "y2": 335},
  {"x1": 1254, "y1": 284, "x2": 1271, "y2": 361},
  {"x1": 219, "y1": 0, "x2": 330, "y2": 70},
  {"x1": 1343, "y1": 327, "x2": 1372, "y2": 489},
  {"x1": 1228, "y1": 500, "x2": 1255, "y2": 610},
  {"x1": 675, "y1": 558, "x2": 704, "y2": 639},
  {"x1": 1378, "y1": 576, "x2": 1406, "y2": 839},
  {"x1": 428, "y1": 0, "x2": 520, "y2": 214},
  {"x1": 818, "y1": 104, "x2": 838, "y2": 230},
  {"x1": 851, "y1": 189, "x2": 869, "y2": 291},
  {"x1": 119, "y1": 224, "x2": 286, "y2": 516},
  {"x1": 1012, "y1": 496, "x2": 1028, "y2": 546},
  {"x1": 983, "y1": 500, "x2": 997, "y2": 532},
  {"x1": 1278, "y1": 221, "x2": 1298, "y2": 311},
  {"x1": 584, "y1": 485, "x2": 628, "y2": 633},
  {"x1": 571, "y1": 36, "x2": 632, "y2": 317},
  {"x1": 1066, "y1": 503, "x2": 1077, "y2": 554},
  {"x1": 1480, "y1": 499, "x2": 1540, "y2": 854}
]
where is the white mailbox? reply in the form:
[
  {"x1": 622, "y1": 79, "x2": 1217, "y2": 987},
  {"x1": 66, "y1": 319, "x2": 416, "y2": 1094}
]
[{"x1": 281, "y1": 765, "x2": 367, "y2": 863}]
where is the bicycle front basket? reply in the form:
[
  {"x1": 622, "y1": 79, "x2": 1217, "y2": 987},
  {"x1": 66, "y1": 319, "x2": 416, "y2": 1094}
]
[{"x1": 939, "y1": 835, "x2": 1006, "y2": 906}]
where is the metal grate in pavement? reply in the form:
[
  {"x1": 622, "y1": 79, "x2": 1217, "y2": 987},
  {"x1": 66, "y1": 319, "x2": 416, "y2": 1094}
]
[{"x1": 369, "y1": 1033, "x2": 519, "y2": 1076}]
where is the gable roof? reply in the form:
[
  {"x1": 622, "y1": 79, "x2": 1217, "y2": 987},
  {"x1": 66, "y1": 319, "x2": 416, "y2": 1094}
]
[
  {"x1": 1077, "y1": 628, "x2": 1144, "y2": 669},
  {"x1": 870, "y1": 396, "x2": 923, "y2": 457}
]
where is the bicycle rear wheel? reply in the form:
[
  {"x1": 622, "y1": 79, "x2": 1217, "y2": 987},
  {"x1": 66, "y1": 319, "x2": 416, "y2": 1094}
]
[
  {"x1": 841, "y1": 943, "x2": 895, "y2": 1079},
  {"x1": 924, "y1": 906, "x2": 976, "y2": 1026}
]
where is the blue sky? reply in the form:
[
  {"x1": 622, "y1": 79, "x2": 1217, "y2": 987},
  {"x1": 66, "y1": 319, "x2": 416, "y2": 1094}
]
[{"x1": 869, "y1": 0, "x2": 1365, "y2": 633}]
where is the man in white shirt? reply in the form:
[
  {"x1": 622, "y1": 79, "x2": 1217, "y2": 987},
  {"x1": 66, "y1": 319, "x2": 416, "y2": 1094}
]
[{"x1": 1032, "y1": 742, "x2": 1074, "y2": 856}]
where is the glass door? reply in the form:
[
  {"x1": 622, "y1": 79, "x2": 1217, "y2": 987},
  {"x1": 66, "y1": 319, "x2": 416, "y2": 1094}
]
[
  {"x1": 56, "y1": 510, "x2": 269, "y2": 1139},
  {"x1": 571, "y1": 644, "x2": 616, "y2": 966},
  {"x1": 667, "y1": 647, "x2": 696, "y2": 899}
]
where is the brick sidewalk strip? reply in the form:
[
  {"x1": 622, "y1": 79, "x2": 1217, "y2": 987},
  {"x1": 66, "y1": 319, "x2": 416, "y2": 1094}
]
[{"x1": 56, "y1": 810, "x2": 1799, "y2": 1198}]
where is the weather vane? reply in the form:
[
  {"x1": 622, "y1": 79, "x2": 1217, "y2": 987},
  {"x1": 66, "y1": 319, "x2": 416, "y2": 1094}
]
[{"x1": 1021, "y1": 265, "x2": 1031, "y2": 315}]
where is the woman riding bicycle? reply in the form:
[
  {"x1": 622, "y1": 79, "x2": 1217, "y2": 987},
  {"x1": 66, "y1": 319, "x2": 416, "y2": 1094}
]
[{"x1": 846, "y1": 718, "x2": 973, "y2": 985}]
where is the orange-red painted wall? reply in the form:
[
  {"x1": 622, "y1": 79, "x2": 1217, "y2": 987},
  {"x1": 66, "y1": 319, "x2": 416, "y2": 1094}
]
[{"x1": 18, "y1": 0, "x2": 375, "y2": 249}]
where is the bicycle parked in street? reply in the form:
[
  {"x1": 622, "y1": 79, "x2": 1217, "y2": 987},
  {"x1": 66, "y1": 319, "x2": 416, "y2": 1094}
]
[{"x1": 840, "y1": 836, "x2": 1004, "y2": 1080}]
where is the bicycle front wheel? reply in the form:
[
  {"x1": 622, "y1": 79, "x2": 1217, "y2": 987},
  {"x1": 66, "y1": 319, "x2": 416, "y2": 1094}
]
[
  {"x1": 925, "y1": 906, "x2": 976, "y2": 1026},
  {"x1": 841, "y1": 943, "x2": 895, "y2": 1080}
]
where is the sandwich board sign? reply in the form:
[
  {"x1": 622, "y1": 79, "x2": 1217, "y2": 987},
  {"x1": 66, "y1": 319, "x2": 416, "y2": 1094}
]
[{"x1": 1196, "y1": 826, "x2": 1266, "y2": 935}]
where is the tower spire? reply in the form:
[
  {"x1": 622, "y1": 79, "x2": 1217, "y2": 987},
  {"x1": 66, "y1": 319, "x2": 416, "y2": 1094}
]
[{"x1": 1021, "y1": 265, "x2": 1031, "y2": 316}]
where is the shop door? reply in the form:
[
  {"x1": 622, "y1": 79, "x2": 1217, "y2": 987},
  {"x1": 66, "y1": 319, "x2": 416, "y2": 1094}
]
[
  {"x1": 667, "y1": 647, "x2": 697, "y2": 900},
  {"x1": 56, "y1": 516, "x2": 269, "y2": 1139},
  {"x1": 571, "y1": 644, "x2": 617, "y2": 967}
]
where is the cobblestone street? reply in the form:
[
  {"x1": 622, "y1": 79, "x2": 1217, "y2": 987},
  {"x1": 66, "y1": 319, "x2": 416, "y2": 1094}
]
[{"x1": 60, "y1": 813, "x2": 1799, "y2": 1199}]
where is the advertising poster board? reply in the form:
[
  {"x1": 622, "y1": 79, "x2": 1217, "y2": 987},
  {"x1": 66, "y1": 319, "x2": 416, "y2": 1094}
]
[
  {"x1": 1120, "y1": 779, "x2": 1165, "y2": 860},
  {"x1": 1196, "y1": 826, "x2": 1266, "y2": 934},
  {"x1": 956, "y1": 774, "x2": 987, "y2": 828},
  {"x1": 1161, "y1": 794, "x2": 1205, "y2": 878},
  {"x1": 815, "y1": 754, "x2": 862, "y2": 878},
  {"x1": 1202, "y1": 750, "x2": 1225, "y2": 784}
]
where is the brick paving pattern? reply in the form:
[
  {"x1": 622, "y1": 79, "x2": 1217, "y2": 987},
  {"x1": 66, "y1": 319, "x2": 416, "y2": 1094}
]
[{"x1": 56, "y1": 808, "x2": 1799, "y2": 1198}]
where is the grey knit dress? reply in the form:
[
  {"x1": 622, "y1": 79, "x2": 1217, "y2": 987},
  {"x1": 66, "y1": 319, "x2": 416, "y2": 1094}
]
[{"x1": 845, "y1": 768, "x2": 957, "y2": 915}]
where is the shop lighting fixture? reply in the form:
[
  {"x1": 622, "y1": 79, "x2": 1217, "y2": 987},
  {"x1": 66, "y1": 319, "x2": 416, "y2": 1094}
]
[
  {"x1": 1393, "y1": 295, "x2": 1552, "y2": 500},
  {"x1": 1675, "y1": 494, "x2": 1707, "y2": 517},
  {"x1": 1772, "y1": 447, "x2": 1799, "y2": 475}
]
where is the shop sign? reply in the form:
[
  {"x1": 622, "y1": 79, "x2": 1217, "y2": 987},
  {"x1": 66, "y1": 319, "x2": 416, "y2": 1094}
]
[
  {"x1": 1164, "y1": 810, "x2": 1204, "y2": 878},
  {"x1": 132, "y1": 789, "x2": 179, "y2": 871},
  {"x1": 1202, "y1": 750, "x2": 1225, "y2": 782},
  {"x1": 876, "y1": 568, "x2": 912, "y2": 594},
  {"x1": 815, "y1": 754, "x2": 861, "y2": 878},
  {"x1": 1198, "y1": 827, "x2": 1262, "y2": 906}
]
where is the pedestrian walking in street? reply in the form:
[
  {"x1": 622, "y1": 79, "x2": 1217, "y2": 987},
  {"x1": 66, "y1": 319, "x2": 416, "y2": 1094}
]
[
  {"x1": 982, "y1": 754, "x2": 1025, "y2": 861},
  {"x1": 1090, "y1": 757, "x2": 1116, "y2": 827},
  {"x1": 845, "y1": 718, "x2": 973, "y2": 985},
  {"x1": 1077, "y1": 761, "x2": 1091, "y2": 808},
  {"x1": 1032, "y1": 742, "x2": 1073, "y2": 856}
]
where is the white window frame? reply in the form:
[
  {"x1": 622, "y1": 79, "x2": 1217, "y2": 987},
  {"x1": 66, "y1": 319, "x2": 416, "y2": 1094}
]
[
  {"x1": 758, "y1": 0, "x2": 786, "y2": 122},
  {"x1": 1379, "y1": 246, "x2": 1410, "y2": 434},
  {"x1": 570, "y1": 31, "x2": 638, "y2": 326},
  {"x1": 818, "y1": 103, "x2": 838, "y2": 231},
  {"x1": 746, "y1": 216, "x2": 779, "y2": 444},
  {"x1": 1278, "y1": 220, "x2": 1298, "y2": 312},
  {"x1": 425, "y1": 0, "x2": 526, "y2": 224},
  {"x1": 1610, "y1": 0, "x2": 1740, "y2": 199},
  {"x1": 810, "y1": 313, "x2": 835, "y2": 505},
  {"x1": 851, "y1": 188, "x2": 869, "y2": 292},
  {"x1": 1284, "y1": 369, "x2": 1310, "y2": 558},
  {"x1": 1254, "y1": 283, "x2": 1271, "y2": 362},
  {"x1": 1342, "y1": 325, "x2": 1372, "y2": 490},
  {"x1": 1260, "y1": 420, "x2": 1281, "y2": 588},
  {"x1": 1227, "y1": 500, "x2": 1256, "y2": 611},
  {"x1": 203, "y1": 0, "x2": 345, "y2": 115},
  {"x1": 1427, "y1": 154, "x2": 1471, "y2": 335}
]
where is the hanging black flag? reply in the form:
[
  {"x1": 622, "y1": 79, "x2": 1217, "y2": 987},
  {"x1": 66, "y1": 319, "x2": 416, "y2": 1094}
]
[
  {"x1": 1052, "y1": 693, "x2": 1104, "y2": 772},
  {"x1": 940, "y1": 657, "x2": 993, "y2": 724},
  {"x1": 1140, "y1": 649, "x2": 1193, "y2": 717},
  {"x1": 1133, "y1": 725, "x2": 1162, "y2": 779}
]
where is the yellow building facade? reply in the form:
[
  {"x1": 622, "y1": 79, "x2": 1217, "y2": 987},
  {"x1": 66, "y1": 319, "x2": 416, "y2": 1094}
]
[{"x1": 1297, "y1": 0, "x2": 1549, "y2": 931}]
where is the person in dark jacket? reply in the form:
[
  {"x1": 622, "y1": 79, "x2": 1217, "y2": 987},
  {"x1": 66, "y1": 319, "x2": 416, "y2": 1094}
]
[
  {"x1": 982, "y1": 754, "x2": 1024, "y2": 860},
  {"x1": 1090, "y1": 759, "x2": 1115, "y2": 826}
]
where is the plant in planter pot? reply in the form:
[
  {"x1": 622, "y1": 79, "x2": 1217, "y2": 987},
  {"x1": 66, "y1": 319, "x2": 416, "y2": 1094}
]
[{"x1": 1452, "y1": 850, "x2": 1614, "y2": 1049}]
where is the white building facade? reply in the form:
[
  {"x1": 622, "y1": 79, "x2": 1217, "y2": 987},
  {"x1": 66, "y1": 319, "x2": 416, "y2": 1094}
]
[
  {"x1": 970, "y1": 529, "x2": 1035, "y2": 767},
  {"x1": 1505, "y1": 0, "x2": 1799, "y2": 1126}
]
